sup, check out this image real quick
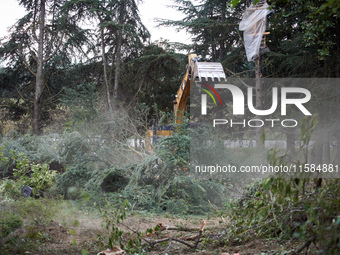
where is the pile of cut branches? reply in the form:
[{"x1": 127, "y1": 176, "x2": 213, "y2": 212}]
[
  {"x1": 223, "y1": 178, "x2": 340, "y2": 254},
  {"x1": 99, "y1": 199, "x2": 213, "y2": 254}
]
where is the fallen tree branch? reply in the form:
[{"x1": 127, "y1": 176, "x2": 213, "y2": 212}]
[
  {"x1": 194, "y1": 220, "x2": 206, "y2": 248},
  {"x1": 293, "y1": 237, "x2": 315, "y2": 255},
  {"x1": 119, "y1": 222, "x2": 151, "y2": 244},
  {"x1": 156, "y1": 223, "x2": 200, "y2": 232},
  {"x1": 180, "y1": 234, "x2": 202, "y2": 241},
  {"x1": 98, "y1": 246, "x2": 126, "y2": 255},
  {"x1": 119, "y1": 220, "x2": 206, "y2": 250},
  {"x1": 147, "y1": 236, "x2": 196, "y2": 248}
]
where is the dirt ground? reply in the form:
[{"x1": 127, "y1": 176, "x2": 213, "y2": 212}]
[
  {"x1": 35, "y1": 214, "x2": 223, "y2": 254},
  {"x1": 19, "y1": 212, "x2": 296, "y2": 255}
]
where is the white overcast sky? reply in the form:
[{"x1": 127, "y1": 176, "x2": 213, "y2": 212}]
[{"x1": 0, "y1": 0, "x2": 191, "y2": 44}]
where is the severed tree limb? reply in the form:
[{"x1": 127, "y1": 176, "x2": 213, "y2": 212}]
[
  {"x1": 119, "y1": 220, "x2": 207, "y2": 250},
  {"x1": 146, "y1": 221, "x2": 207, "y2": 249},
  {"x1": 119, "y1": 223, "x2": 196, "y2": 249},
  {"x1": 194, "y1": 220, "x2": 206, "y2": 248},
  {"x1": 293, "y1": 237, "x2": 315, "y2": 255},
  {"x1": 118, "y1": 222, "x2": 151, "y2": 245},
  {"x1": 147, "y1": 236, "x2": 196, "y2": 249},
  {"x1": 156, "y1": 223, "x2": 200, "y2": 232},
  {"x1": 119, "y1": 221, "x2": 195, "y2": 248},
  {"x1": 181, "y1": 234, "x2": 201, "y2": 241},
  {"x1": 162, "y1": 238, "x2": 173, "y2": 254}
]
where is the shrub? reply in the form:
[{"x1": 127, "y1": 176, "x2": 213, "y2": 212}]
[
  {"x1": 0, "y1": 211, "x2": 22, "y2": 238},
  {"x1": 0, "y1": 149, "x2": 57, "y2": 198}
]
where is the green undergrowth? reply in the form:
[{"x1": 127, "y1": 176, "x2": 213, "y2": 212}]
[
  {"x1": 223, "y1": 178, "x2": 340, "y2": 254},
  {"x1": 0, "y1": 194, "x2": 105, "y2": 255},
  {"x1": 0, "y1": 119, "x2": 226, "y2": 217},
  {"x1": 53, "y1": 119, "x2": 226, "y2": 215},
  {"x1": 0, "y1": 196, "x2": 62, "y2": 254},
  {"x1": 55, "y1": 145, "x2": 226, "y2": 215},
  {"x1": 222, "y1": 116, "x2": 340, "y2": 254}
]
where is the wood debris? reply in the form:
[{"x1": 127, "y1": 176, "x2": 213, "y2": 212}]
[
  {"x1": 144, "y1": 220, "x2": 207, "y2": 249},
  {"x1": 97, "y1": 246, "x2": 126, "y2": 255}
]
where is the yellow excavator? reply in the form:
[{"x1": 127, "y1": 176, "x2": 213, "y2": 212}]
[{"x1": 145, "y1": 53, "x2": 226, "y2": 151}]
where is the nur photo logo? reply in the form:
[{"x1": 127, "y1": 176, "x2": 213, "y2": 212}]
[
  {"x1": 197, "y1": 83, "x2": 223, "y2": 115},
  {"x1": 199, "y1": 83, "x2": 311, "y2": 116},
  {"x1": 197, "y1": 80, "x2": 313, "y2": 129}
]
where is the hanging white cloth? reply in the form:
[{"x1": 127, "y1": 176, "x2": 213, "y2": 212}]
[{"x1": 239, "y1": 3, "x2": 271, "y2": 62}]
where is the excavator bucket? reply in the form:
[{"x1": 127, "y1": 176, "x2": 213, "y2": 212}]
[
  {"x1": 174, "y1": 54, "x2": 227, "y2": 124},
  {"x1": 193, "y1": 62, "x2": 226, "y2": 82}
]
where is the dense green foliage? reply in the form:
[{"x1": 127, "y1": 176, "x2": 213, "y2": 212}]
[
  {"x1": 162, "y1": 0, "x2": 339, "y2": 78},
  {"x1": 0, "y1": 113, "x2": 225, "y2": 215},
  {"x1": 225, "y1": 178, "x2": 340, "y2": 253},
  {"x1": 222, "y1": 115, "x2": 340, "y2": 254}
]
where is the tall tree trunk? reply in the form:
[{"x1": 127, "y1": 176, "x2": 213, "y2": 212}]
[
  {"x1": 254, "y1": 57, "x2": 263, "y2": 148},
  {"x1": 336, "y1": 63, "x2": 340, "y2": 166},
  {"x1": 100, "y1": 25, "x2": 113, "y2": 112},
  {"x1": 210, "y1": 30, "x2": 216, "y2": 62},
  {"x1": 33, "y1": 0, "x2": 45, "y2": 135},
  {"x1": 114, "y1": 34, "x2": 122, "y2": 100},
  {"x1": 219, "y1": 1, "x2": 227, "y2": 59},
  {"x1": 114, "y1": 1, "x2": 125, "y2": 100},
  {"x1": 337, "y1": 134, "x2": 340, "y2": 166}
]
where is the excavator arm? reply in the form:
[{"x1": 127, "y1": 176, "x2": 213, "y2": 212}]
[{"x1": 173, "y1": 54, "x2": 197, "y2": 124}]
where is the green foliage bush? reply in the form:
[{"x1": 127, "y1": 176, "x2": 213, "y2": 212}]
[
  {"x1": 13, "y1": 153, "x2": 56, "y2": 196},
  {"x1": 166, "y1": 198, "x2": 189, "y2": 214},
  {"x1": 0, "y1": 134, "x2": 62, "y2": 178},
  {"x1": 0, "y1": 211, "x2": 22, "y2": 238},
  {"x1": 102, "y1": 123, "x2": 225, "y2": 214},
  {"x1": 223, "y1": 116, "x2": 340, "y2": 254},
  {"x1": 99, "y1": 199, "x2": 147, "y2": 254},
  {"x1": 60, "y1": 82, "x2": 98, "y2": 126},
  {"x1": 0, "y1": 196, "x2": 62, "y2": 254},
  {"x1": 1, "y1": 107, "x2": 226, "y2": 216},
  {"x1": 56, "y1": 163, "x2": 94, "y2": 199},
  {"x1": 0, "y1": 148, "x2": 57, "y2": 198},
  {"x1": 225, "y1": 178, "x2": 340, "y2": 253}
]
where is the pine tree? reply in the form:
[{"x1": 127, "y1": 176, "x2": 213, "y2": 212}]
[
  {"x1": 0, "y1": 0, "x2": 90, "y2": 134},
  {"x1": 160, "y1": 0, "x2": 245, "y2": 61},
  {"x1": 65, "y1": 0, "x2": 150, "y2": 109}
]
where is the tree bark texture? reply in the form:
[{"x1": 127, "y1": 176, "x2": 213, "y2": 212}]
[
  {"x1": 254, "y1": 57, "x2": 263, "y2": 148},
  {"x1": 114, "y1": 0, "x2": 125, "y2": 100},
  {"x1": 100, "y1": 25, "x2": 113, "y2": 112},
  {"x1": 33, "y1": 0, "x2": 45, "y2": 134}
]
